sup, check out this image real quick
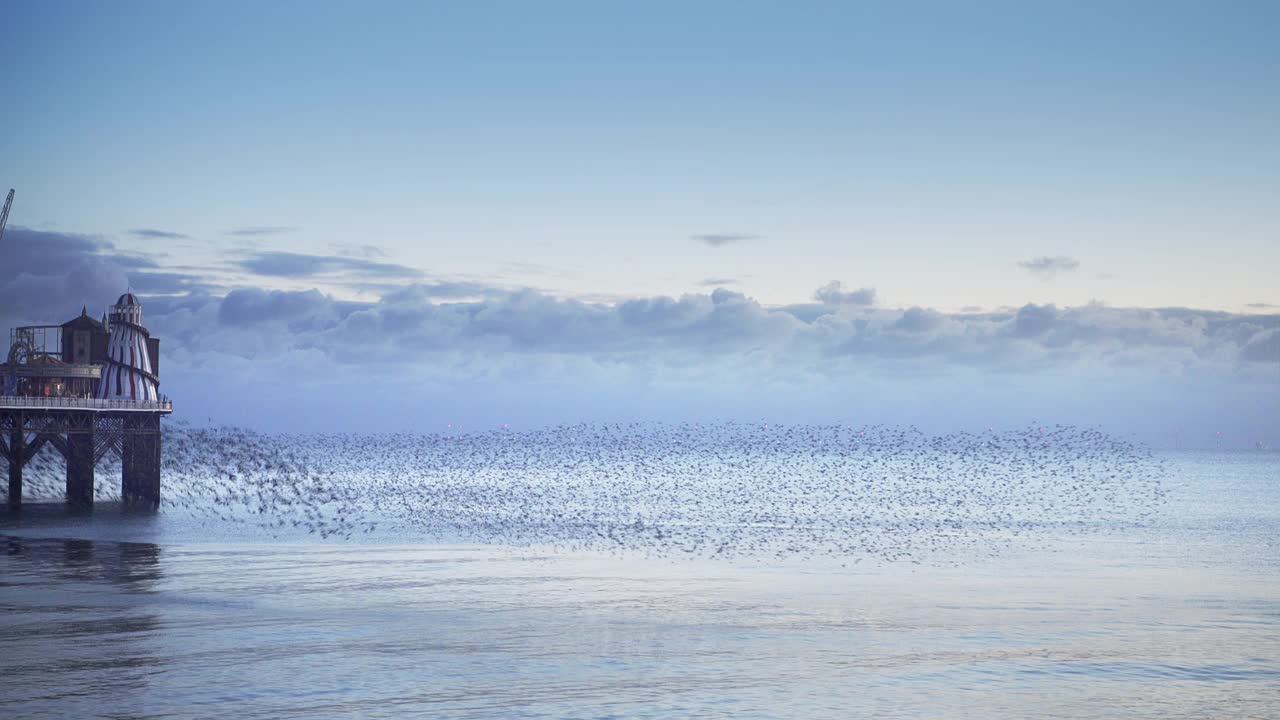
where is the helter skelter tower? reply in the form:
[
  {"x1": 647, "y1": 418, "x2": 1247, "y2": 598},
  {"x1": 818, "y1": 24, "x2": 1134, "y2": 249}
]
[{"x1": 99, "y1": 293, "x2": 160, "y2": 403}]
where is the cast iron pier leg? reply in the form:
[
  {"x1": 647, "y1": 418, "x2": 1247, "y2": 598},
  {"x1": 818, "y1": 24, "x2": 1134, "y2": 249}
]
[
  {"x1": 65, "y1": 429, "x2": 95, "y2": 509},
  {"x1": 7, "y1": 428, "x2": 21, "y2": 510},
  {"x1": 122, "y1": 414, "x2": 161, "y2": 508}
]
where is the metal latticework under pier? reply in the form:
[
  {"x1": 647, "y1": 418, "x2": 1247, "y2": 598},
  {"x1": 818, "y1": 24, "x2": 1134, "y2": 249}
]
[{"x1": 1, "y1": 405, "x2": 171, "y2": 510}]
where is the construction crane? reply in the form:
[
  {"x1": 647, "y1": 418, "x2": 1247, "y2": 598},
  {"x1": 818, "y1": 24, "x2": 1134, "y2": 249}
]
[{"x1": 0, "y1": 189, "x2": 13, "y2": 246}]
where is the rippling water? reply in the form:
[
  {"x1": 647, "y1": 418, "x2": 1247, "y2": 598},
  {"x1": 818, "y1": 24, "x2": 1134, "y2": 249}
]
[{"x1": 2, "y1": 450, "x2": 1277, "y2": 719}]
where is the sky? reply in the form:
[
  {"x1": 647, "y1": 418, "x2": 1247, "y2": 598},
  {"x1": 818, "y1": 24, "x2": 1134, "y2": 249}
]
[{"x1": 1, "y1": 1, "x2": 1277, "y2": 443}]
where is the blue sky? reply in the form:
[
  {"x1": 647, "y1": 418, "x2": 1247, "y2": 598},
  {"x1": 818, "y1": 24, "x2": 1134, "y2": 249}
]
[
  {"x1": 1, "y1": 1, "x2": 1277, "y2": 441},
  {"x1": 5, "y1": 1, "x2": 1278, "y2": 309}
]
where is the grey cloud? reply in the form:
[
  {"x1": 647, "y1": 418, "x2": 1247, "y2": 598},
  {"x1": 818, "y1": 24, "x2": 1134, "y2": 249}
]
[
  {"x1": 226, "y1": 226, "x2": 300, "y2": 237},
  {"x1": 0, "y1": 228, "x2": 215, "y2": 325},
  {"x1": 890, "y1": 307, "x2": 947, "y2": 334},
  {"x1": 129, "y1": 228, "x2": 189, "y2": 240},
  {"x1": 1019, "y1": 256, "x2": 1080, "y2": 278},
  {"x1": 334, "y1": 244, "x2": 387, "y2": 259},
  {"x1": 111, "y1": 255, "x2": 162, "y2": 271},
  {"x1": 0, "y1": 228, "x2": 108, "y2": 283},
  {"x1": 691, "y1": 233, "x2": 756, "y2": 248},
  {"x1": 0, "y1": 256, "x2": 129, "y2": 325},
  {"x1": 129, "y1": 270, "x2": 219, "y2": 296},
  {"x1": 1011, "y1": 303, "x2": 1058, "y2": 338},
  {"x1": 615, "y1": 290, "x2": 777, "y2": 349},
  {"x1": 218, "y1": 288, "x2": 365, "y2": 329},
  {"x1": 379, "y1": 281, "x2": 513, "y2": 302},
  {"x1": 777, "y1": 304, "x2": 836, "y2": 323},
  {"x1": 814, "y1": 281, "x2": 876, "y2": 306},
  {"x1": 233, "y1": 252, "x2": 510, "y2": 299},
  {"x1": 697, "y1": 278, "x2": 739, "y2": 287},
  {"x1": 235, "y1": 251, "x2": 424, "y2": 281}
]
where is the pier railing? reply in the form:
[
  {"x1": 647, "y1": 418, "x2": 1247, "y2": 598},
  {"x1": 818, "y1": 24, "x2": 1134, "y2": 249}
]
[{"x1": 0, "y1": 396, "x2": 173, "y2": 412}]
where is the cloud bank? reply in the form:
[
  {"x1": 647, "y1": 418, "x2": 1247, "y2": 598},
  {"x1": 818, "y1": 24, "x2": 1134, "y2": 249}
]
[{"x1": 1, "y1": 228, "x2": 1275, "y2": 441}]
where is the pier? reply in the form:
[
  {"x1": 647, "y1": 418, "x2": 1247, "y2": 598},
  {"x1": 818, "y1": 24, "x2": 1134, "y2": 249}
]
[{"x1": 1, "y1": 295, "x2": 173, "y2": 509}]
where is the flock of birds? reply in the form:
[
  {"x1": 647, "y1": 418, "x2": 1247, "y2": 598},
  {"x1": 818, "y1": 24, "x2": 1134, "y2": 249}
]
[{"x1": 13, "y1": 421, "x2": 1168, "y2": 563}]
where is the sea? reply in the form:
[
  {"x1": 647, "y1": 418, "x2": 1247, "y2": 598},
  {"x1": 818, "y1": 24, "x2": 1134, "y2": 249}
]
[{"x1": 1, "y1": 448, "x2": 1277, "y2": 719}]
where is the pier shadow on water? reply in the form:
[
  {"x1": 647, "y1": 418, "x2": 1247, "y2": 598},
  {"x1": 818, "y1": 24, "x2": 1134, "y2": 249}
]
[{"x1": 0, "y1": 532, "x2": 166, "y2": 719}]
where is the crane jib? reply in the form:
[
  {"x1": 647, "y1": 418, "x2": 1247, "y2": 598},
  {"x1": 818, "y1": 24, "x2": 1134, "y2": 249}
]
[{"x1": 0, "y1": 189, "x2": 13, "y2": 246}]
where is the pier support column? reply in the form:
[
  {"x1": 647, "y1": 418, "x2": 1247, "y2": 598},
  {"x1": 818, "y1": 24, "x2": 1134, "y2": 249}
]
[
  {"x1": 65, "y1": 428, "x2": 95, "y2": 509},
  {"x1": 122, "y1": 414, "x2": 161, "y2": 508},
  {"x1": 7, "y1": 428, "x2": 21, "y2": 510}
]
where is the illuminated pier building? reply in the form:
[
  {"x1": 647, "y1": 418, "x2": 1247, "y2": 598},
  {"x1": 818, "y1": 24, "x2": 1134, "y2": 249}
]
[{"x1": 1, "y1": 293, "x2": 172, "y2": 509}]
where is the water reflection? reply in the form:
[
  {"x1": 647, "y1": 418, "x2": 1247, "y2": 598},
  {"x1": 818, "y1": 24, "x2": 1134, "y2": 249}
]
[
  {"x1": 3, "y1": 534, "x2": 162, "y2": 589},
  {"x1": 0, "y1": 535, "x2": 165, "y2": 718}
]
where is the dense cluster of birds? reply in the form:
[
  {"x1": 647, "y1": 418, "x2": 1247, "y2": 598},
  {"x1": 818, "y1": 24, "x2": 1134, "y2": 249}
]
[{"x1": 13, "y1": 421, "x2": 1168, "y2": 563}]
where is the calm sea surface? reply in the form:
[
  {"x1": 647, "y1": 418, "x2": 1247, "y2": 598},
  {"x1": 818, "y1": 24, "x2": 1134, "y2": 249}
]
[{"x1": 2, "y1": 450, "x2": 1277, "y2": 719}]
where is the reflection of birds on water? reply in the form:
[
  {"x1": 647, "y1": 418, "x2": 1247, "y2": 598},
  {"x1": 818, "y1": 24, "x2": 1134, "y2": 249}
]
[{"x1": 14, "y1": 422, "x2": 1169, "y2": 563}]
